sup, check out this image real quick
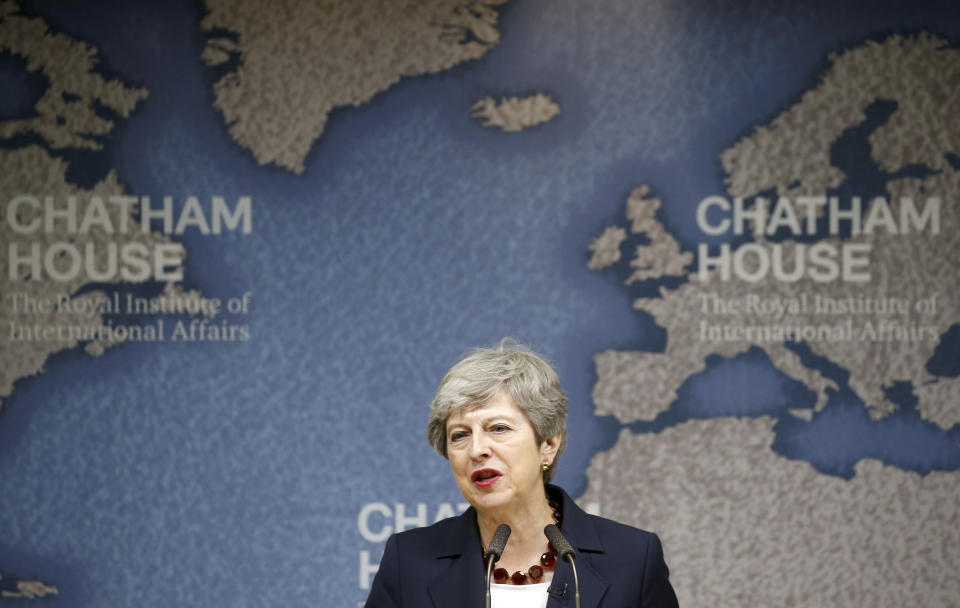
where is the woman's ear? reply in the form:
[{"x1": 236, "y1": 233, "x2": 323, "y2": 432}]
[{"x1": 540, "y1": 432, "x2": 561, "y2": 464}]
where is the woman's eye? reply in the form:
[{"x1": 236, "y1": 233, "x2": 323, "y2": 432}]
[
  {"x1": 449, "y1": 431, "x2": 468, "y2": 443},
  {"x1": 491, "y1": 424, "x2": 510, "y2": 433}
]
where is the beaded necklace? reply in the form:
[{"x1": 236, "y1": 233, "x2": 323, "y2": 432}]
[{"x1": 482, "y1": 497, "x2": 562, "y2": 585}]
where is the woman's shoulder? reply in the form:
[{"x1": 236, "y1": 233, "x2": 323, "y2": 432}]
[{"x1": 550, "y1": 485, "x2": 664, "y2": 552}]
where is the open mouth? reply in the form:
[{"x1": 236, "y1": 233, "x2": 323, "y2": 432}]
[{"x1": 471, "y1": 469, "x2": 502, "y2": 486}]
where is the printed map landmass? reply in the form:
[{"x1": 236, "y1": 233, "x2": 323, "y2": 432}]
[
  {"x1": 0, "y1": 2, "x2": 196, "y2": 412},
  {"x1": 201, "y1": 0, "x2": 510, "y2": 174},
  {"x1": 0, "y1": 578, "x2": 58, "y2": 599},
  {"x1": 584, "y1": 32, "x2": 960, "y2": 607},
  {"x1": 582, "y1": 417, "x2": 960, "y2": 608},
  {"x1": 471, "y1": 93, "x2": 560, "y2": 131},
  {"x1": 0, "y1": 1, "x2": 146, "y2": 148},
  {"x1": 589, "y1": 33, "x2": 960, "y2": 429},
  {"x1": 0, "y1": 2, "x2": 216, "y2": 595}
]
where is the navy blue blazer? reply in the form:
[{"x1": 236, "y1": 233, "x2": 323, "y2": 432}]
[{"x1": 365, "y1": 486, "x2": 679, "y2": 607}]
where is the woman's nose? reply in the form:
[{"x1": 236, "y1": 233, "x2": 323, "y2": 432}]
[{"x1": 469, "y1": 433, "x2": 491, "y2": 459}]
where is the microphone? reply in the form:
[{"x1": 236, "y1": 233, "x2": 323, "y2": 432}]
[
  {"x1": 544, "y1": 524, "x2": 580, "y2": 608},
  {"x1": 484, "y1": 524, "x2": 511, "y2": 608}
]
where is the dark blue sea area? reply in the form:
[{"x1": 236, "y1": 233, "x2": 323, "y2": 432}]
[{"x1": 0, "y1": 52, "x2": 47, "y2": 121}]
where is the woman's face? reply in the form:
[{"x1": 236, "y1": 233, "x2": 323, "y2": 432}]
[{"x1": 445, "y1": 391, "x2": 559, "y2": 515}]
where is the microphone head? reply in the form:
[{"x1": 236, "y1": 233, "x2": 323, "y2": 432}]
[
  {"x1": 543, "y1": 524, "x2": 576, "y2": 560},
  {"x1": 486, "y1": 524, "x2": 512, "y2": 562}
]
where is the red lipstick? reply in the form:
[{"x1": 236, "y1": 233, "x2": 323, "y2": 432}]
[{"x1": 471, "y1": 468, "x2": 502, "y2": 487}]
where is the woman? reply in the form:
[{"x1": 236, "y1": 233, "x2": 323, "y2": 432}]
[{"x1": 365, "y1": 340, "x2": 678, "y2": 607}]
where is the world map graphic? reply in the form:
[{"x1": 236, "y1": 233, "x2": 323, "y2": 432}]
[{"x1": 1, "y1": 1, "x2": 958, "y2": 606}]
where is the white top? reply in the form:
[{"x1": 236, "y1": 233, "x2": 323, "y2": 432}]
[{"x1": 490, "y1": 582, "x2": 550, "y2": 608}]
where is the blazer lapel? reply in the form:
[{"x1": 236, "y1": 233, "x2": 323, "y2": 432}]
[
  {"x1": 427, "y1": 507, "x2": 486, "y2": 608},
  {"x1": 547, "y1": 556, "x2": 609, "y2": 608},
  {"x1": 546, "y1": 486, "x2": 609, "y2": 608}
]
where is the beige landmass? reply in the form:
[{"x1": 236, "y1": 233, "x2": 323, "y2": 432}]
[
  {"x1": 587, "y1": 186, "x2": 692, "y2": 276},
  {"x1": 722, "y1": 33, "x2": 959, "y2": 198},
  {"x1": 719, "y1": 32, "x2": 960, "y2": 427},
  {"x1": 589, "y1": 33, "x2": 960, "y2": 428},
  {"x1": 590, "y1": 188, "x2": 837, "y2": 423},
  {"x1": 0, "y1": 1, "x2": 147, "y2": 148},
  {"x1": 587, "y1": 226, "x2": 627, "y2": 270},
  {"x1": 471, "y1": 93, "x2": 560, "y2": 132},
  {"x1": 621, "y1": 185, "x2": 693, "y2": 284},
  {"x1": 583, "y1": 417, "x2": 960, "y2": 608},
  {"x1": 0, "y1": 4, "x2": 191, "y2": 411},
  {"x1": 0, "y1": 579, "x2": 58, "y2": 599},
  {"x1": 201, "y1": 0, "x2": 509, "y2": 174},
  {"x1": 0, "y1": 147, "x2": 185, "y2": 409}
]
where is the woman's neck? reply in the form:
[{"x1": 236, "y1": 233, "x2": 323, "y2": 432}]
[{"x1": 476, "y1": 486, "x2": 556, "y2": 574}]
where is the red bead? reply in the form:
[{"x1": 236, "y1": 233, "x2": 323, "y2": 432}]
[
  {"x1": 511, "y1": 571, "x2": 527, "y2": 585},
  {"x1": 527, "y1": 565, "x2": 544, "y2": 581},
  {"x1": 540, "y1": 552, "x2": 556, "y2": 567},
  {"x1": 493, "y1": 568, "x2": 509, "y2": 584}
]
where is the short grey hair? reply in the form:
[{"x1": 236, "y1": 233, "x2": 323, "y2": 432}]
[{"x1": 427, "y1": 338, "x2": 568, "y2": 483}]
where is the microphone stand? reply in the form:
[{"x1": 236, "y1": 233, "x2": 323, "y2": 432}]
[
  {"x1": 485, "y1": 524, "x2": 511, "y2": 608},
  {"x1": 544, "y1": 524, "x2": 580, "y2": 608},
  {"x1": 484, "y1": 556, "x2": 496, "y2": 608},
  {"x1": 569, "y1": 557, "x2": 581, "y2": 608}
]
